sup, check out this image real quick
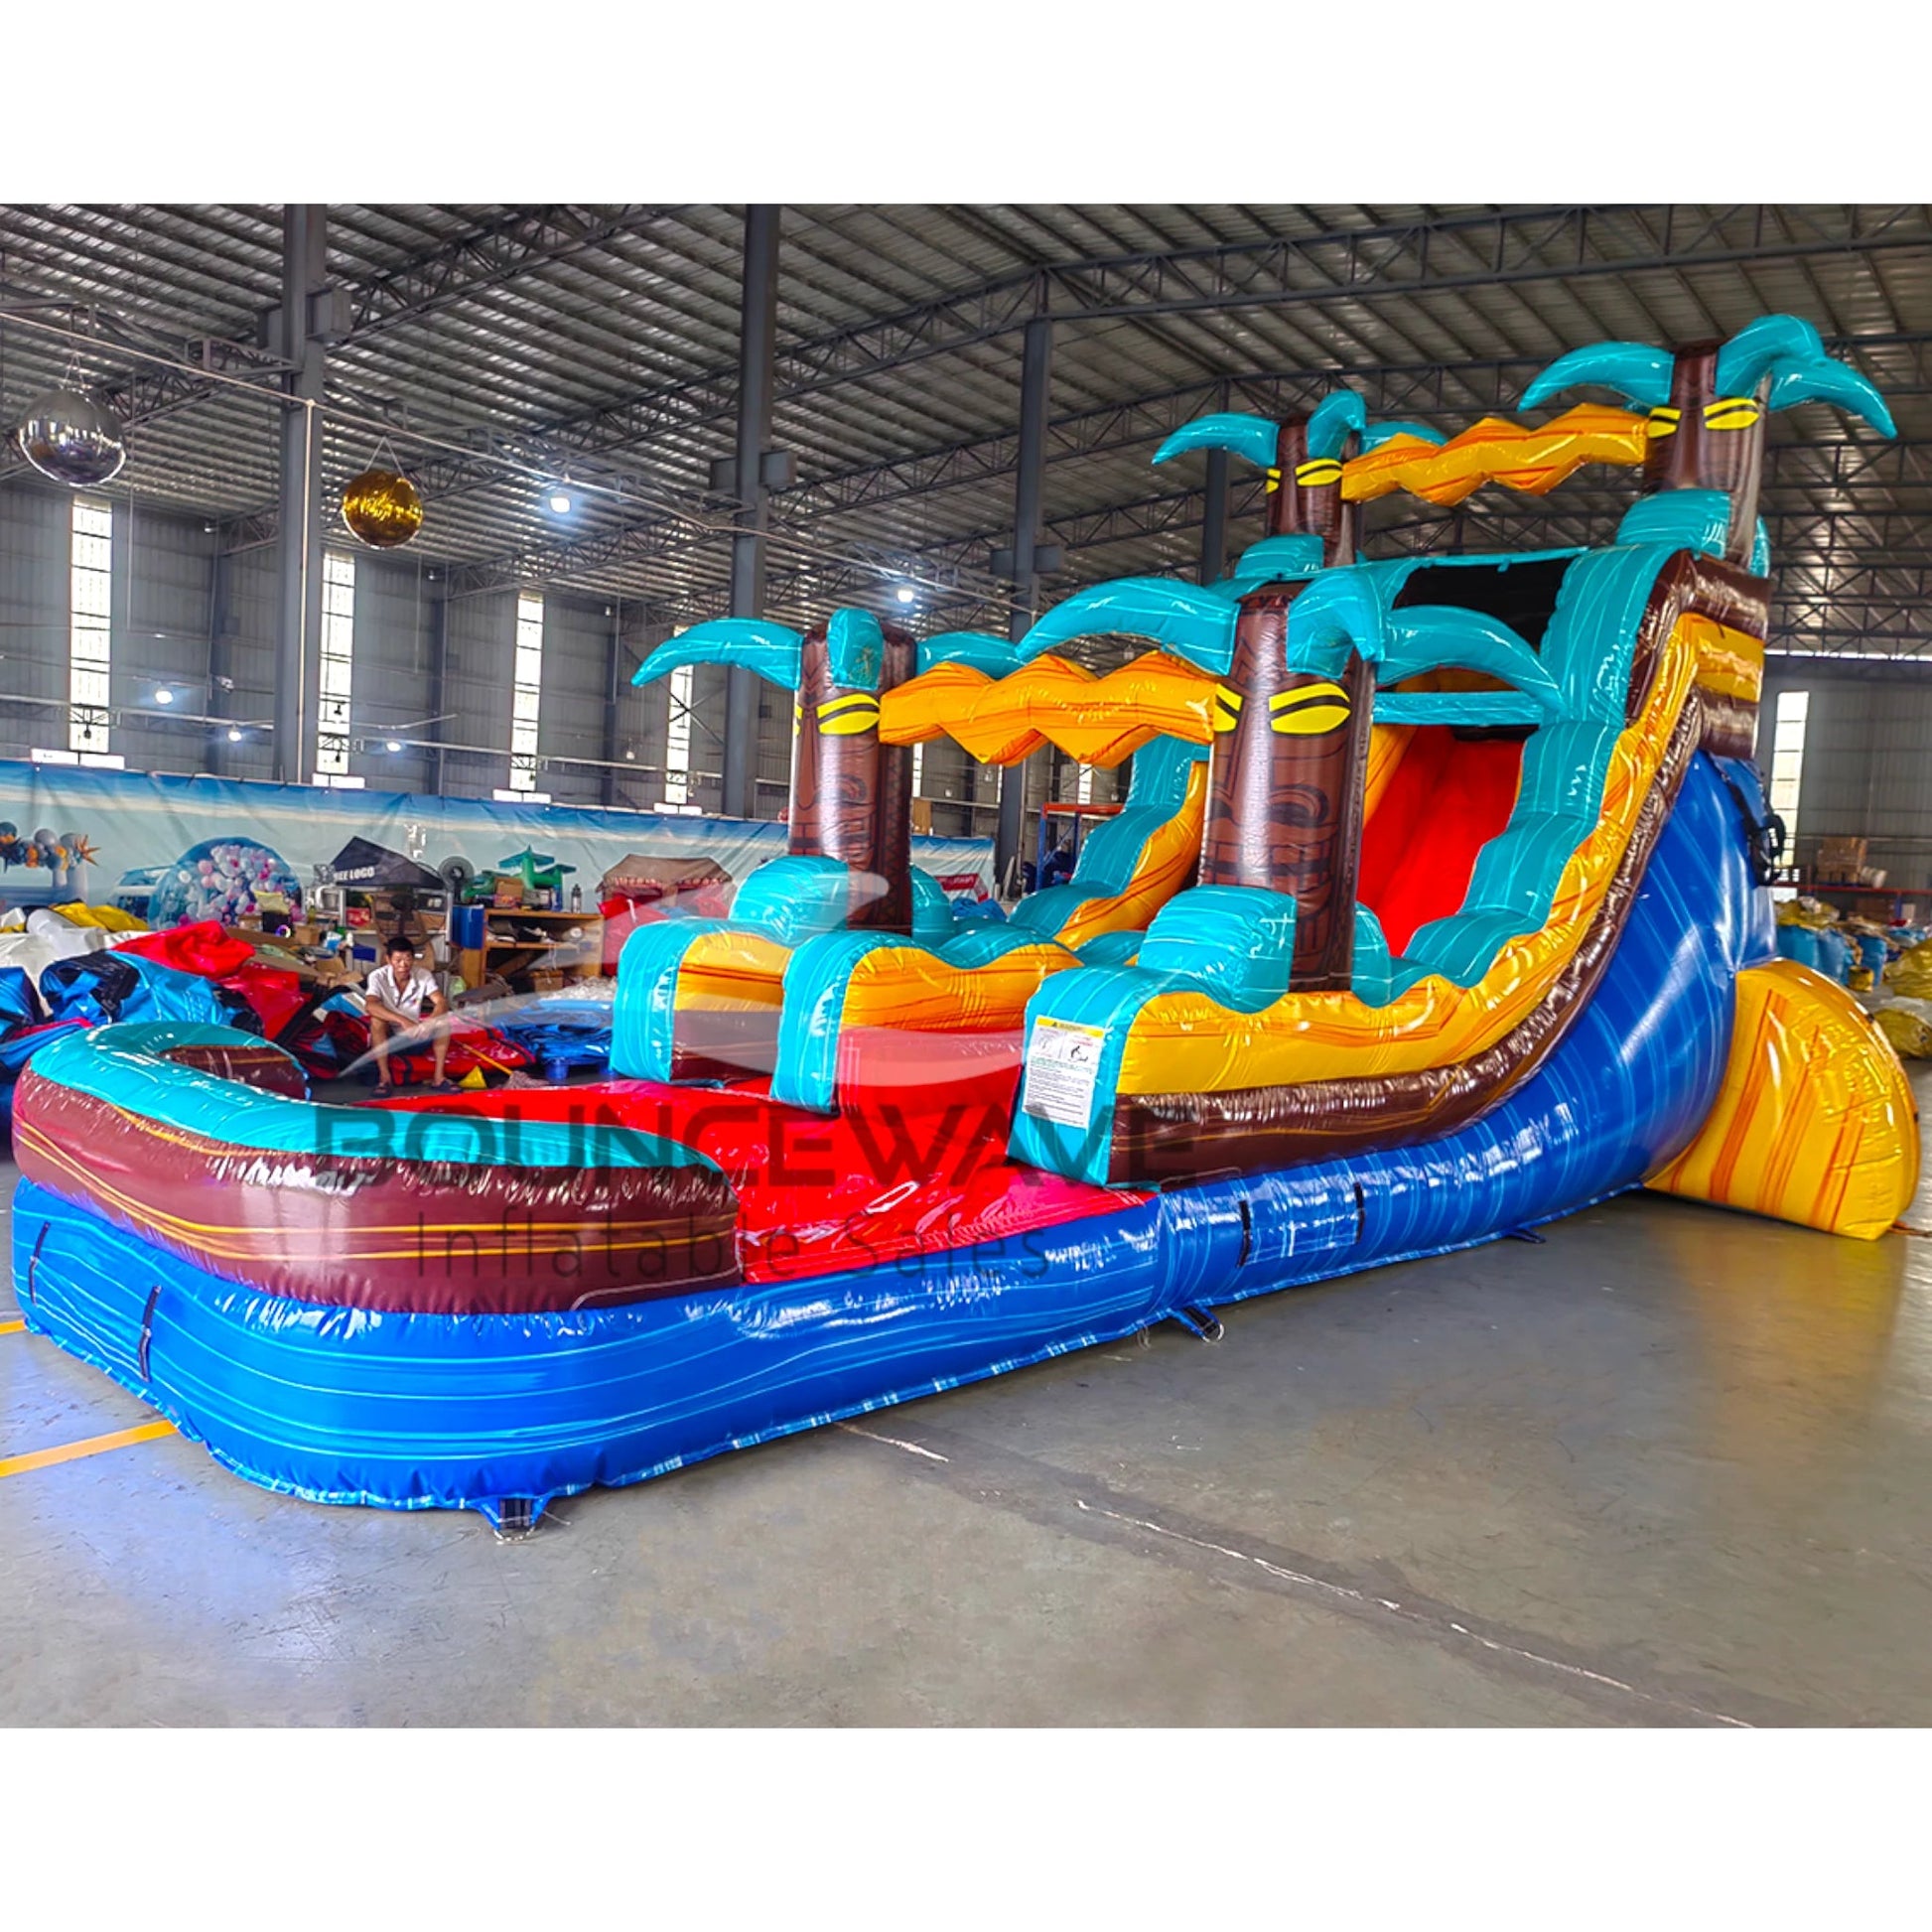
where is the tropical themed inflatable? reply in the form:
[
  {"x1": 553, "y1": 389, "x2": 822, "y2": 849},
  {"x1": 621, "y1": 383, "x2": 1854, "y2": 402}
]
[{"x1": 9, "y1": 315, "x2": 1918, "y2": 1530}]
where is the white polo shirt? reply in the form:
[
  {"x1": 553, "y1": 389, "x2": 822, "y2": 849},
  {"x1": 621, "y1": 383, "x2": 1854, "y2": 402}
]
[{"x1": 365, "y1": 962, "x2": 439, "y2": 1017}]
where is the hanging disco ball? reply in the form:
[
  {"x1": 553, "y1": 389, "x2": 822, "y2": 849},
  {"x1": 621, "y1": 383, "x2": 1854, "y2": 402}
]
[
  {"x1": 340, "y1": 467, "x2": 424, "y2": 549},
  {"x1": 15, "y1": 386, "x2": 128, "y2": 487}
]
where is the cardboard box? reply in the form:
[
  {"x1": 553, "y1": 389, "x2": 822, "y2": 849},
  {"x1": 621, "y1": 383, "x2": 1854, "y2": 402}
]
[{"x1": 1817, "y1": 835, "x2": 1869, "y2": 883}]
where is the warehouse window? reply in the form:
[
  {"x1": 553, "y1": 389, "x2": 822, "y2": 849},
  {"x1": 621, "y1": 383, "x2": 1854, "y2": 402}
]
[
  {"x1": 657, "y1": 634, "x2": 699, "y2": 813},
  {"x1": 507, "y1": 590, "x2": 544, "y2": 793},
  {"x1": 69, "y1": 498, "x2": 113, "y2": 754},
  {"x1": 1768, "y1": 689, "x2": 1809, "y2": 855},
  {"x1": 313, "y1": 550, "x2": 356, "y2": 781}
]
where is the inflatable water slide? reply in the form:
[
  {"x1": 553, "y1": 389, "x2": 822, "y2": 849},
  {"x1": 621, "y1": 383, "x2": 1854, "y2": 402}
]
[{"x1": 10, "y1": 315, "x2": 1918, "y2": 1527}]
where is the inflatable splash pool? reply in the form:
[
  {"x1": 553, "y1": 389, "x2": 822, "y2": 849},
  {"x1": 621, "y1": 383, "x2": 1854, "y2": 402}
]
[{"x1": 11, "y1": 315, "x2": 1919, "y2": 1527}]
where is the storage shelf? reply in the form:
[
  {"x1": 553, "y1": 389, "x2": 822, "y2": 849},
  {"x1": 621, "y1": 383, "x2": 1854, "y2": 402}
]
[{"x1": 465, "y1": 907, "x2": 594, "y2": 919}]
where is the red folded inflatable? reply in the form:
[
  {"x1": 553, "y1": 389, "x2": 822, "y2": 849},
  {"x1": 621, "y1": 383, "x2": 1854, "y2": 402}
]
[
  {"x1": 115, "y1": 920, "x2": 257, "y2": 980},
  {"x1": 219, "y1": 964, "x2": 311, "y2": 1040}
]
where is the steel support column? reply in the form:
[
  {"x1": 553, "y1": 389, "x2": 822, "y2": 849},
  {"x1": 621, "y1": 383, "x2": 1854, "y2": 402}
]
[
  {"x1": 1199, "y1": 446, "x2": 1230, "y2": 585},
  {"x1": 426, "y1": 587, "x2": 450, "y2": 796},
  {"x1": 273, "y1": 205, "x2": 328, "y2": 785},
  {"x1": 601, "y1": 606, "x2": 624, "y2": 808},
  {"x1": 997, "y1": 316, "x2": 1053, "y2": 889},
  {"x1": 206, "y1": 538, "x2": 233, "y2": 776},
  {"x1": 723, "y1": 204, "x2": 780, "y2": 820}
]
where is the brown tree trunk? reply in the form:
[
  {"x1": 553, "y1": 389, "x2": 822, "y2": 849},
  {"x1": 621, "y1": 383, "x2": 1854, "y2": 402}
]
[
  {"x1": 787, "y1": 621, "x2": 917, "y2": 932},
  {"x1": 1196, "y1": 416, "x2": 1368, "y2": 990},
  {"x1": 1198, "y1": 590, "x2": 1371, "y2": 990},
  {"x1": 1267, "y1": 416, "x2": 1356, "y2": 558},
  {"x1": 1642, "y1": 341, "x2": 1766, "y2": 569}
]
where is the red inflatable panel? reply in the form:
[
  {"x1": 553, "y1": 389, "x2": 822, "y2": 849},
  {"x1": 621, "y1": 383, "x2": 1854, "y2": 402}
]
[
  {"x1": 395, "y1": 1028, "x2": 1142, "y2": 1285},
  {"x1": 1356, "y1": 731, "x2": 1524, "y2": 956}
]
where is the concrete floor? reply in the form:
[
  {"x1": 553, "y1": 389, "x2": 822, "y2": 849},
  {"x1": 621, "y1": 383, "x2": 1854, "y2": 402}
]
[{"x1": 5, "y1": 1075, "x2": 1932, "y2": 1727}]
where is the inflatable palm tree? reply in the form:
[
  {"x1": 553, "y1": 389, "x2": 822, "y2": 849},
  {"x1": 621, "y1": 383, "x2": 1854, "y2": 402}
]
[
  {"x1": 632, "y1": 609, "x2": 1017, "y2": 934},
  {"x1": 1523, "y1": 314, "x2": 1895, "y2": 567},
  {"x1": 1153, "y1": 390, "x2": 1443, "y2": 573},
  {"x1": 1132, "y1": 393, "x2": 1443, "y2": 987}
]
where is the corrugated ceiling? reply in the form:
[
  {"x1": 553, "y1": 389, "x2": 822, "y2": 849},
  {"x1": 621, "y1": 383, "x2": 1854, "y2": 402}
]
[{"x1": 0, "y1": 203, "x2": 1925, "y2": 655}]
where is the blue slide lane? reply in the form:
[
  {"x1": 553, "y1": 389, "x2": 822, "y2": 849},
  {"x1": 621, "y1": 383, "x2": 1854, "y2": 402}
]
[{"x1": 10, "y1": 755, "x2": 1773, "y2": 1523}]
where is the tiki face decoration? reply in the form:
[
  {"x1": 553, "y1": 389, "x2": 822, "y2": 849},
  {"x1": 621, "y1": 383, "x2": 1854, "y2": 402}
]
[
  {"x1": 1196, "y1": 407, "x2": 1370, "y2": 991},
  {"x1": 1265, "y1": 412, "x2": 1356, "y2": 562},
  {"x1": 788, "y1": 613, "x2": 917, "y2": 933},
  {"x1": 1641, "y1": 341, "x2": 1765, "y2": 565},
  {"x1": 1199, "y1": 588, "x2": 1372, "y2": 991}
]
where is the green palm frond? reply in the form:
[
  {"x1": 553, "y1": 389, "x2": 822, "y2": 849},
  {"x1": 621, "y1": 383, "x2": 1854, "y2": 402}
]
[
  {"x1": 631, "y1": 618, "x2": 804, "y2": 692},
  {"x1": 1152, "y1": 412, "x2": 1280, "y2": 470},
  {"x1": 1521, "y1": 342, "x2": 1676, "y2": 412},
  {"x1": 1718, "y1": 316, "x2": 1895, "y2": 437}
]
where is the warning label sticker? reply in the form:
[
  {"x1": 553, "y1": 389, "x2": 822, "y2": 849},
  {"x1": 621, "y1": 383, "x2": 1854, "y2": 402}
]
[{"x1": 1022, "y1": 1017, "x2": 1108, "y2": 1127}]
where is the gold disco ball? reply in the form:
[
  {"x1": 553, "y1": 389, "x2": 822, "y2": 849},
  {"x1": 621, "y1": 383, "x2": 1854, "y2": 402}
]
[{"x1": 340, "y1": 467, "x2": 424, "y2": 549}]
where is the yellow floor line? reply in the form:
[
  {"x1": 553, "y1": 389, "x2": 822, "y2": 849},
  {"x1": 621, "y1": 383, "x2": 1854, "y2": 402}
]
[
  {"x1": 0, "y1": 1319, "x2": 24, "y2": 1336},
  {"x1": 0, "y1": 1419, "x2": 177, "y2": 1480}
]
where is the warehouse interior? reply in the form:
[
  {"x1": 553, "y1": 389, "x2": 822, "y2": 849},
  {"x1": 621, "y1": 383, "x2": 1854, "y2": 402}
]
[
  {"x1": 4, "y1": 206, "x2": 1927, "y2": 878},
  {"x1": 3, "y1": 201, "x2": 1932, "y2": 1758}
]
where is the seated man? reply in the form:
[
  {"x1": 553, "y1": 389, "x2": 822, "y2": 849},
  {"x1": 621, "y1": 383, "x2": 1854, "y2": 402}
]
[{"x1": 363, "y1": 935, "x2": 454, "y2": 1093}]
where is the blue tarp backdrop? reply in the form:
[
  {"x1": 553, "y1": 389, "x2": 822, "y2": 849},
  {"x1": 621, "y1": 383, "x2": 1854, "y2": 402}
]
[{"x1": 0, "y1": 759, "x2": 995, "y2": 922}]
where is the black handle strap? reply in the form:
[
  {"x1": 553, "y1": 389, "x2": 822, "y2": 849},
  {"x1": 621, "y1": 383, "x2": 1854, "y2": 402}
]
[{"x1": 1715, "y1": 762, "x2": 1786, "y2": 888}]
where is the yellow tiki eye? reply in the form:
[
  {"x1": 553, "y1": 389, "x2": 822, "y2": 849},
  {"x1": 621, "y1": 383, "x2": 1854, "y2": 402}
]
[
  {"x1": 1269, "y1": 680, "x2": 1351, "y2": 735},
  {"x1": 1645, "y1": 405, "x2": 1681, "y2": 440},
  {"x1": 816, "y1": 693, "x2": 881, "y2": 736},
  {"x1": 1703, "y1": 395, "x2": 1763, "y2": 432},
  {"x1": 1211, "y1": 684, "x2": 1244, "y2": 734},
  {"x1": 1263, "y1": 466, "x2": 1281, "y2": 494},
  {"x1": 1293, "y1": 457, "x2": 1343, "y2": 487}
]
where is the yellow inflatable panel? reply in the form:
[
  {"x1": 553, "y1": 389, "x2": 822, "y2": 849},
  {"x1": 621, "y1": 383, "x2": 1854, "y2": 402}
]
[
  {"x1": 1683, "y1": 610, "x2": 1764, "y2": 706},
  {"x1": 669, "y1": 925, "x2": 1081, "y2": 1062},
  {"x1": 880, "y1": 650, "x2": 1216, "y2": 765},
  {"x1": 670, "y1": 929, "x2": 792, "y2": 1020},
  {"x1": 1051, "y1": 759, "x2": 1210, "y2": 951},
  {"x1": 1340, "y1": 403, "x2": 1648, "y2": 508},
  {"x1": 836, "y1": 940, "x2": 1081, "y2": 1035},
  {"x1": 1647, "y1": 959, "x2": 1920, "y2": 1241}
]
